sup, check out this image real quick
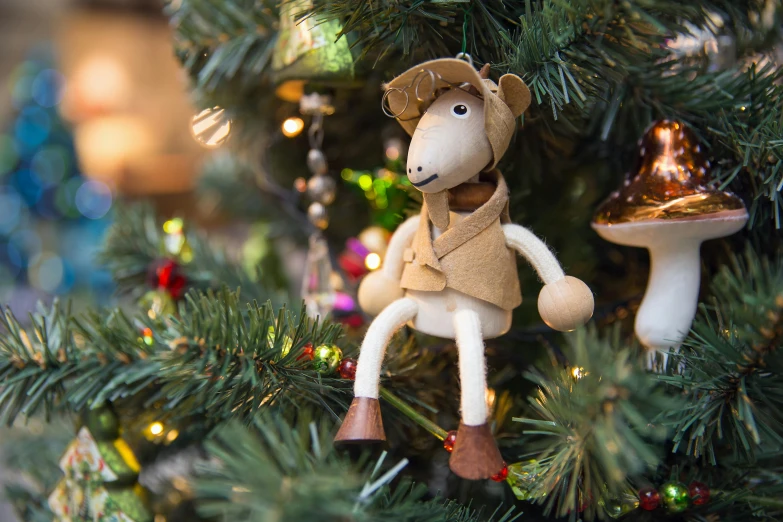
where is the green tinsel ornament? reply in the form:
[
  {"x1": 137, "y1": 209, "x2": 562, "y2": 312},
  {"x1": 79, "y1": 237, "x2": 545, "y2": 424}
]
[
  {"x1": 660, "y1": 482, "x2": 690, "y2": 513},
  {"x1": 313, "y1": 344, "x2": 343, "y2": 374},
  {"x1": 600, "y1": 493, "x2": 639, "y2": 519}
]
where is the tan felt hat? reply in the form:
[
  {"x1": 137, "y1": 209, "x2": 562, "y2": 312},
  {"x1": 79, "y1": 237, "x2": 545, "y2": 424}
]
[{"x1": 385, "y1": 58, "x2": 531, "y2": 169}]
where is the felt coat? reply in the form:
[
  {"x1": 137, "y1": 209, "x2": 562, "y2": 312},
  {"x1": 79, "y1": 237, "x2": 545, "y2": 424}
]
[{"x1": 400, "y1": 171, "x2": 522, "y2": 311}]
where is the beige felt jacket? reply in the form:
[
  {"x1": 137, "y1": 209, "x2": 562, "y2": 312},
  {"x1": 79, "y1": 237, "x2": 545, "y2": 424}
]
[{"x1": 400, "y1": 171, "x2": 523, "y2": 311}]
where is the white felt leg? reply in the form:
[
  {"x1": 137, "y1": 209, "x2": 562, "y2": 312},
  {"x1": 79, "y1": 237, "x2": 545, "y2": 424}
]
[
  {"x1": 454, "y1": 309, "x2": 488, "y2": 426},
  {"x1": 354, "y1": 298, "x2": 418, "y2": 399}
]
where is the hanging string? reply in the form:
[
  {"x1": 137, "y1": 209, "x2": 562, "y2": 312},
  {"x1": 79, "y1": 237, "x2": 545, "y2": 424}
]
[{"x1": 461, "y1": 5, "x2": 473, "y2": 57}]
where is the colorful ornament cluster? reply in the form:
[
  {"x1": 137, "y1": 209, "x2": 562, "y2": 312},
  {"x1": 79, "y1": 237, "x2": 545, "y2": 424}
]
[
  {"x1": 601, "y1": 481, "x2": 711, "y2": 519},
  {"x1": 140, "y1": 218, "x2": 192, "y2": 320},
  {"x1": 49, "y1": 407, "x2": 151, "y2": 522}
]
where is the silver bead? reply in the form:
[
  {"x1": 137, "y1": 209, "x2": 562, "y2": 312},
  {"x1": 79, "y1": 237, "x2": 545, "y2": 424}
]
[
  {"x1": 307, "y1": 175, "x2": 336, "y2": 205},
  {"x1": 307, "y1": 202, "x2": 329, "y2": 230},
  {"x1": 307, "y1": 149, "x2": 328, "y2": 176}
]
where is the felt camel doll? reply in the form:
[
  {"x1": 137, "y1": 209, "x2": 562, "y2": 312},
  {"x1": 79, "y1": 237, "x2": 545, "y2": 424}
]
[{"x1": 334, "y1": 58, "x2": 595, "y2": 480}]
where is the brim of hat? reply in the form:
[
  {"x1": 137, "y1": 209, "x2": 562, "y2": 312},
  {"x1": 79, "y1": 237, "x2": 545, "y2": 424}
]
[{"x1": 386, "y1": 58, "x2": 486, "y2": 136}]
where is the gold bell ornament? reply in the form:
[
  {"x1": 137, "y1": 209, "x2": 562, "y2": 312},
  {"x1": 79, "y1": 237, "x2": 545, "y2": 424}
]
[{"x1": 592, "y1": 120, "x2": 748, "y2": 367}]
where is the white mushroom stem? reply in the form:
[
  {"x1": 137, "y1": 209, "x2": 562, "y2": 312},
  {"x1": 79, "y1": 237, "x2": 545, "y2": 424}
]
[
  {"x1": 592, "y1": 210, "x2": 748, "y2": 367},
  {"x1": 635, "y1": 239, "x2": 701, "y2": 353}
]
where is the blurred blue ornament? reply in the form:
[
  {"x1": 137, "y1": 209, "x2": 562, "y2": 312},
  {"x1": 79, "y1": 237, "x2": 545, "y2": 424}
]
[
  {"x1": 31, "y1": 69, "x2": 65, "y2": 108},
  {"x1": 75, "y1": 180, "x2": 112, "y2": 219},
  {"x1": 0, "y1": 135, "x2": 19, "y2": 176},
  {"x1": 13, "y1": 169, "x2": 44, "y2": 205},
  {"x1": 0, "y1": 189, "x2": 23, "y2": 234},
  {"x1": 35, "y1": 187, "x2": 62, "y2": 219},
  {"x1": 31, "y1": 145, "x2": 69, "y2": 185},
  {"x1": 15, "y1": 106, "x2": 51, "y2": 148}
]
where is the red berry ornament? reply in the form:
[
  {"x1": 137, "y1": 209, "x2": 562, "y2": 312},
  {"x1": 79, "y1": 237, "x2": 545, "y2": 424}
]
[
  {"x1": 297, "y1": 343, "x2": 315, "y2": 361},
  {"x1": 338, "y1": 358, "x2": 357, "y2": 380},
  {"x1": 491, "y1": 464, "x2": 508, "y2": 482},
  {"x1": 443, "y1": 430, "x2": 457, "y2": 453},
  {"x1": 639, "y1": 487, "x2": 660, "y2": 510},
  {"x1": 688, "y1": 481, "x2": 710, "y2": 506},
  {"x1": 147, "y1": 259, "x2": 187, "y2": 299}
]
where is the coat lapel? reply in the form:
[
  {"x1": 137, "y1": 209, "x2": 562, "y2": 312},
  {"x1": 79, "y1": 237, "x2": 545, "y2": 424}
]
[{"x1": 432, "y1": 172, "x2": 508, "y2": 259}]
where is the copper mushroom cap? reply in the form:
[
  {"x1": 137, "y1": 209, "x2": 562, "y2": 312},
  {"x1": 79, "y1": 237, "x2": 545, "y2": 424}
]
[{"x1": 592, "y1": 120, "x2": 747, "y2": 244}]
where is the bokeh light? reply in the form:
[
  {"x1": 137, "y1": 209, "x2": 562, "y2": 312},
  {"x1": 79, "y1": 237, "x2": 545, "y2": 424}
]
[
  {"x1": 13, "y1": 169, "x2": 44, "y2": 205},
  {"x1": 281, "y1": 117, "x2": 304, "y2": 138},
  {"x1": 15, "y1": 106, "x2": 51, "y2": 148},
  {"x1": 0, "y1": 135, "x2": 19, "y2": 176},
  {"x1": 75, "y1": 180, "x2": 112, "y2": 219},
  {"x1": 0, "y1": 190, "x2": 23, "y2": 234},
  {"x1": 31, "y1": 69, "x2": 65, "y2": 108},
  {"x1": 28, "y1": 252, "x2": 64, "y2": 292},
  {"x1": 364, "y1": 252, "x2": 381, "y2": 270},
  {"x1": 31, "y1": 145, "x2": 69, "y2": 185}
]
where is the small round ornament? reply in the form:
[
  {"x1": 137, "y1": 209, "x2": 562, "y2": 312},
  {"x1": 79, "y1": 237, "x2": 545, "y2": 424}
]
[
  {"x1": 297, "y1": 343, "x2": 315, "y2": 361},
  {"x1": 307, "y1": 175, "x2": 336, "y2": 205},
  {"x1": 638, "y1": 487, "x2": 660, "y2": 511},
  {"x1": 337, "y1": 357, "x2": 357, "y2": 380},
  {"x1": 443, "y1": 430, "x2": 457, "y2": 453},
  {"x1": 139, "y1": 289, "x2": 177, "y2": 320},
  {"x1": 313, "y1": 344, "x2": 343, "y2": 374},
  {"x1": 660, "y1": 482, "x2": 690, "y2": 513},
  {"x1": 146, "y1": 259, "x2": 187, "y2": 299},
  {"x1": 490, "y1": 464, "x2": 509, "y2": 482},
  {"x1": 191, "y1": 106, "x2": 231, "y2": 148},
  {"x1": 306, "y1": 149, "x2": 328, "y2": 176},
  {"x1": 688, "y1": 481, "x2": 710, "y2": 506},
  {"x1": 307, "y1": 202, "x2": 329, "y2": 229}
]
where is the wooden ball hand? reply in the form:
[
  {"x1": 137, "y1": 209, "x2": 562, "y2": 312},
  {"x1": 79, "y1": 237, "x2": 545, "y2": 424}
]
[{"x1": 336, "y1": 58, "x2": 594, "y2": 480}]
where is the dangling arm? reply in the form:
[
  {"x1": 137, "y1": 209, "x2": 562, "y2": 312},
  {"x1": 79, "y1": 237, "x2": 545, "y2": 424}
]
[
  {"x1": 358, "y1": 215, "x2": 420, "y2": 316},
  {"x1": 503, "y1": 223, "x2": 594, "y2": 331},
  {"x1": 379, "y1": 215, "x2": 421, "y2": 281}
]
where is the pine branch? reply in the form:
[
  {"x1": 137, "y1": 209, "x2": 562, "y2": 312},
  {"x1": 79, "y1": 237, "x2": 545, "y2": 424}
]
[
  {"x1": 660, "y1": 246, "x2": 783, "y2": 463},
  {"x1": 100, "y1": 204, "x2": 281, "y2": 304},
  {"x1": 0, "y1": 291, "x2": 347, "y2": 425},
  {"x1": 193, "y1": 414, "x2": 520, "y2": 521},
  {"x1": 512, "y1": 327, "x2": 676, "y2": 520}
]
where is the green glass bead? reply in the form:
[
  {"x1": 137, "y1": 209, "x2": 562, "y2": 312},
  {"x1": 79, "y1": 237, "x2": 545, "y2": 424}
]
[
  {"x1": 506, "y1": 461, "x2": 544, "y2": 501},
  {"x1": 313, "y1": 344, "x2": 343, "y2": 374},
  {"x1": 600, "y1": 494, "x2": 639, "y2": 519},
  {"x1": 660, "y1": 482, "x2": 690, "y2": 513}
]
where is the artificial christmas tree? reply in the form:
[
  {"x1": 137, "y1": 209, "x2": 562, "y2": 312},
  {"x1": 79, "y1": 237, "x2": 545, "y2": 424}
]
[{"x1": 2, "y1": 1, "x2": 783, "y2": 521}]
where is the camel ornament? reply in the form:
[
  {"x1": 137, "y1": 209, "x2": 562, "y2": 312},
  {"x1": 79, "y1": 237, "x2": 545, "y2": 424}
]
[{"x1": 334, "y1": 58, "x2": 595, "y2": 480}]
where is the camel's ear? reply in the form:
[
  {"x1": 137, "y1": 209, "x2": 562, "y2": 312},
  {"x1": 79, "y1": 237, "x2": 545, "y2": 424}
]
[{"x1": 497, "y1": 74, "x2": 531, "y2": 118}]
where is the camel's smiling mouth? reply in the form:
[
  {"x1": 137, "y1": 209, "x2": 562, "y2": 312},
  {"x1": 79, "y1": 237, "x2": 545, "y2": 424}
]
[{"x1": 411, "y1": 173, "x2": 439, "y2": 187}]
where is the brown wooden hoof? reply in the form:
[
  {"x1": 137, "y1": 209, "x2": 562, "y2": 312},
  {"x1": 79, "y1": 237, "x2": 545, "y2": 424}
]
[
  {"x1": 448, "y1": 422, "x2": 504, "y2": 480},
  {"x1": 334, "y1": 397, "x2": 386, "y2": 443}
]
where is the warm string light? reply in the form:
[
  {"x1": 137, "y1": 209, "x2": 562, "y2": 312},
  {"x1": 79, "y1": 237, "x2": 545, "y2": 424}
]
[
  {"x1": 149, "y1": 422, "x2": 164, "y2": 436},
  {"x1": 282, "y1": 117, "x2": 304, "y2": 137},
  {"x1": 364, "y1": 252, "x2": 381, "y2": 270}
]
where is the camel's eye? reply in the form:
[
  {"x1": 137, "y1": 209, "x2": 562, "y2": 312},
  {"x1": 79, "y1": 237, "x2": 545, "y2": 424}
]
[{"x1": 451, "y1": 103, "x2": 470, "y2": 119}]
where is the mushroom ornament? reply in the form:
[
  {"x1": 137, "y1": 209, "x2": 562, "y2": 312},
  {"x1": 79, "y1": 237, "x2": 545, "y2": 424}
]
[
  {"x1": 592, "y1": 120, "x2": 748, "y2": 367},
  {"x1": 334, "y1": 57, "x2": 595, "y2": 480}
]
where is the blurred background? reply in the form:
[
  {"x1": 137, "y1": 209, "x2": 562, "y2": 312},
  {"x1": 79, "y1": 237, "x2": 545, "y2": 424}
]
[{"x1": 0, "y1": 0, "x2": 206, "y2": 317}]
